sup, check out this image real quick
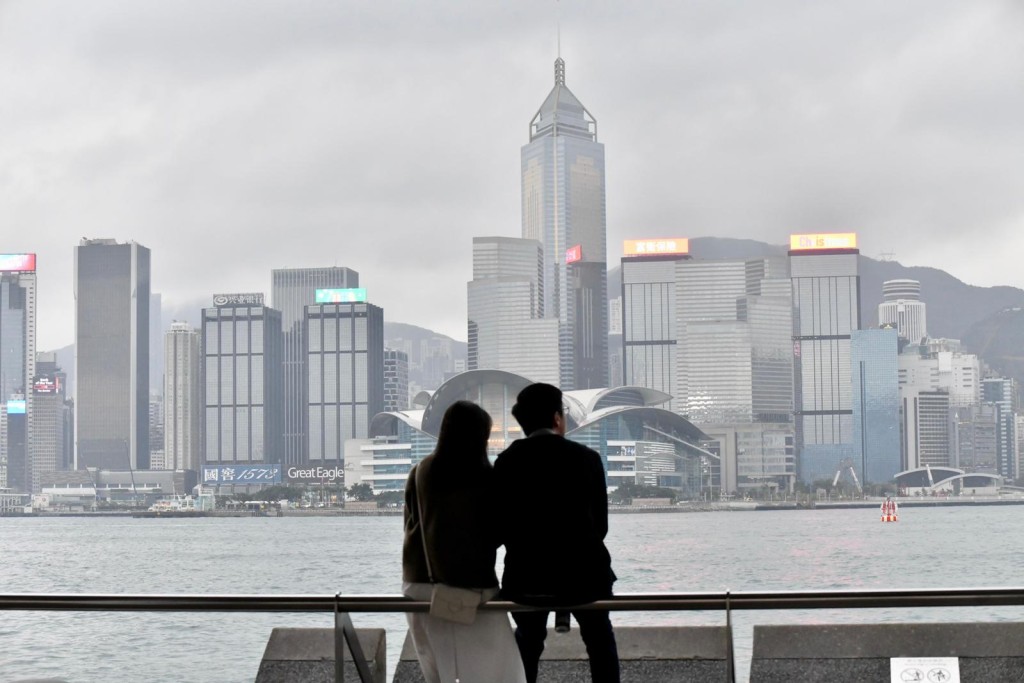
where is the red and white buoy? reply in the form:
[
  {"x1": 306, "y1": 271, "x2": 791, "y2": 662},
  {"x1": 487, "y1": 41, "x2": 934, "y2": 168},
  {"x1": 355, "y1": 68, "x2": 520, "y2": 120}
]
[{"x1": 880, "y1": 497, "x2": 899, "y2": 523}]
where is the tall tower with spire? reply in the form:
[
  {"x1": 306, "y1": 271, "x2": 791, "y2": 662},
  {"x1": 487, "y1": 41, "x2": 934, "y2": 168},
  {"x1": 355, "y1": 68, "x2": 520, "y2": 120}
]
[{"x1": 521, "y1": 57, "x2": 608, "y2": 390}]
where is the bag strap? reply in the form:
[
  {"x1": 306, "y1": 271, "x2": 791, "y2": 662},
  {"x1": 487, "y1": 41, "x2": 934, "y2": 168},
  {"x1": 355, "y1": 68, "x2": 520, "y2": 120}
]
[{"x1": 413, "y1": 465, "x2": 435, "y2": 584}]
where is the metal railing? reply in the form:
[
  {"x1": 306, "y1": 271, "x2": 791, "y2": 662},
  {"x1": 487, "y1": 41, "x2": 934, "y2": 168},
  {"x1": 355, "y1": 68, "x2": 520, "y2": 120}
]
[{"x1": 6, "y1": 587, "x2": 1024, "y2": 682}]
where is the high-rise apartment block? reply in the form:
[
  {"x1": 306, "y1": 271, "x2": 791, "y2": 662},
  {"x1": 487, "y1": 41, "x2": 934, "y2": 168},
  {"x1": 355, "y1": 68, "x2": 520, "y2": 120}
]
[
  {"x1": 521, "y1": 58, "x2": 608, "y2": 390},
  {"x1": 878, "y1": 279, "x2": 927, "y2": 346},
  {"x1": 467, "y1": 236, "x2": 559, "y2": 385},
  {"x1": 305, "y1": 295, "x2": 384, "y2": 462},
  {"x1": 164, "y1": 322, "x2": 202, "y2": 471},
  {"x1": 75, "y1": 240, "x2": 150, "y2": 471},
  {"x1": 789, "y1": 233, "x2": 860, "y2": 483},
  {"x1": 383, "y1": 349, "x2": 409, "y2": 412},
  {"x1": 201, "y1": 294, "x2": 283, "y2": 466},
  {"x1": 271, "y1": 267, "x2": 359, "y2": 465},
  {"x1": 0, "y1": 254, "x2": 35, "y2": 491}
]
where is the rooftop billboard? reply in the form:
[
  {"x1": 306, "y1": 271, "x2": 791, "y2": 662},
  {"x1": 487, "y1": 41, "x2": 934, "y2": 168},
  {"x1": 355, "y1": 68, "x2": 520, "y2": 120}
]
[
  {"x1": 623, "y1": 239, "x2": 689, "y2": 256},
  {"x1": 212, "y1": 293, "x2": 264, "y2": 307},
  {"x1": 0, "y1": 254, "x2": 36, "y2": 272},
  {"x1": 315, "y1": 288, "x2": 367, "y2": 304},
  {"x1": 6, "y1": 399, "x2": 26, "y2": 414},
  {"x1": 789, "y1": 233, "x2": 858, "y2": 251}
]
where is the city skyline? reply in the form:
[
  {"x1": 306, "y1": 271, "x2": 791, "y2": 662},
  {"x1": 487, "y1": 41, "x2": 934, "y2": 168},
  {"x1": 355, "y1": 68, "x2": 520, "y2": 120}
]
[{"x1": 2, "y1": 1, "x2": 1022, "y2": 350}]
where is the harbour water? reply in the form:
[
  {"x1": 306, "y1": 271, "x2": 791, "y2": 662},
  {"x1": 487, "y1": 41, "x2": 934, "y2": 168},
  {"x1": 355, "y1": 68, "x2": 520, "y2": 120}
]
[{"x1": 2, "y1": 505, "x2": 1022, "y2": 682}]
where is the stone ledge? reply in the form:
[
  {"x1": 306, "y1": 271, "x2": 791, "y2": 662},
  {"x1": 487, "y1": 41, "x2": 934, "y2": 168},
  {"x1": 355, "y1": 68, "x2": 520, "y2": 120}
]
[
  {"x1": 255, "y1": 627, "x2": 386, "y2": 683},
  {"x1": 393, "y1": 625, "x2": 730, "y2": 682},
  {"x1": 750, "y1": 622, "x2": 1024, "y2": 682}
]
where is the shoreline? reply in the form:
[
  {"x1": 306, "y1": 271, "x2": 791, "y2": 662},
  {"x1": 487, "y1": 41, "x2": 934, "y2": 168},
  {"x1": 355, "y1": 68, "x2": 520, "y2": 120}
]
[{"x1": 5, "y1": 496, "x2": 1024, "y2": 518}]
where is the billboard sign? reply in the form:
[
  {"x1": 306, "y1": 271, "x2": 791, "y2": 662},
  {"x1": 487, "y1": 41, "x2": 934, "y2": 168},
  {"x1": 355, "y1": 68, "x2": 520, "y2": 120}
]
[
  {"x1": 565, "y1": 244, "x2": 582, "y2": 264},
  {"x1": 33, "y1": 376, "x2": 62, "y2": 395},
  {"x1": 789, "y1": 233, "x2": 858, "y2": 251},
  {"x1": 0, "y1": 254, "x2": 36, "y2": 272},
  {"x1": 623, "y1": 238, "x2": 689, "y2": 256},
  {"x1": 286, "y1": 465, "x2": 345, "y2": 484},
  {"x1": 6, "y1": 399, "x2": 26, "y2": 414},
  {"x1": 202, "y1": 465, "x2": 282, "y2": 485},
  {"x1": 315, "y1": 288, "x2": 367, "y2": 304},
  {"x1": 212, "y1": 293, "x2": 264, "y2": 307}
]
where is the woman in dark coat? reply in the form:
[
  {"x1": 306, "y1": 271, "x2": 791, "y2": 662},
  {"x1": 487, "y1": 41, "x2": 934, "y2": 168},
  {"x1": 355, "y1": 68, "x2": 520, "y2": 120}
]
[{"x1": 402, "y1": 400, "x2": 525, "y2": 683}]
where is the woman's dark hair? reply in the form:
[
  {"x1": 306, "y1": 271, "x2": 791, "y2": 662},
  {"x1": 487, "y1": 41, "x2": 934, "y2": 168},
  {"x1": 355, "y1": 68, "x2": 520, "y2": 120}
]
[{"x1": 433, "y1": 400, "x2": 493, "y2": 465}]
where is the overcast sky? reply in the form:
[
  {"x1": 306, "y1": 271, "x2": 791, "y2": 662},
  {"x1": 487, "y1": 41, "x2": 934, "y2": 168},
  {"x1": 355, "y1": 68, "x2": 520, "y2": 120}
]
[{"x1": 3, "y1": 0, "x2": 1023, "y2": 349}]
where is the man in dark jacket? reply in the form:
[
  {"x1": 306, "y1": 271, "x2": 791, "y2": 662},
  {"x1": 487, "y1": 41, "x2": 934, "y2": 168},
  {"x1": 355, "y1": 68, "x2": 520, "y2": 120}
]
[{"x1": 494, "y1": 383, "x2": 620, "y2": 683}]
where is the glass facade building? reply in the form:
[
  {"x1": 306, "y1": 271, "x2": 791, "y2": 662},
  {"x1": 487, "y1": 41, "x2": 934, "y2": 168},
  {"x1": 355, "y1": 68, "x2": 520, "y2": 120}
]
[
  {"x1": 621, "y1": 255, "x2": 687, "y2": 412},
  {"x1": 467, "y1": 237, "x2": 559, "y2": 385},
  {"x1": 164, "y1": 322, "x2": 202, "y2": 472},
  {"x1": 201, "y1": 297, "x2": 283, "y2": 465},
  {"x1": 75, "y1": 239, "x2": 150, "y2": 471},
  {"x1": 305, "y1": 302, "x2": 384, "y2": 462},
  {"x1": 521, "y1": 58, "x2": 608, "y2": 390},
  {"x1": 271, "y1": 267, "x2": 359, "y2": 466},
  {"x1": 851, "y1": 328, "x2": 900, "y2": 484},
  {"x1": 790, "y1": 244, "x2": 860, "y2": 483},
  {"x1": 0, "y1": 261, "x2": 35, "y2": 491},
  {"x1": 982, "y1": 377, "x2": 1018, "y2": 480},
  {"x1": 675, "y1": 258, "x2": 792, "y2": 425}
]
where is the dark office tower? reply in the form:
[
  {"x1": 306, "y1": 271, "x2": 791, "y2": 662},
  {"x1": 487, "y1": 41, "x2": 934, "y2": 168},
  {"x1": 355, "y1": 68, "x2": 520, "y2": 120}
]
[
  {"x1": 383, "y1": 349, "x2": 409, "y2": 412},
  {"x1": 620, "y1": 239, "x2": 691, "y2": 412},
  {"x1": 150, "y1": 292, "x2": 163, "y2": 398},
  {"x1": 271, "y1": 267, "x2": 359, "y2": 466},
  {"x1": 521, "y1": 57, "x2": 608, "y2": 390},
  {"x1": 201, "y1": 294, "x2": 283, "y2": 466},
  {"x1": 35, "y1": 352, "x2": 73, "y2": 473},
  {"x1": 305, "y1": 295, "x2": 384, "y2": 462},
  {"x1": 31, "y1": 365, "x2": 68, "y2": 491},
  {"x1": 75, "y1": 240, "x2": 150, "y2": 471},
  {"x1": 0, "y1": 254, "x2": 35, "y2": 491},
  {"x1": 789, "y1": 233, "x2": 860, "y2": 484}
]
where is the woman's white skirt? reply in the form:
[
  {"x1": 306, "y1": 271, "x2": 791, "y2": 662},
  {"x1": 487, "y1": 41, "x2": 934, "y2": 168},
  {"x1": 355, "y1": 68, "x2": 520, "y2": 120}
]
[{"x1": 403, "y1": 582, "x2": 527, "y2": 683}]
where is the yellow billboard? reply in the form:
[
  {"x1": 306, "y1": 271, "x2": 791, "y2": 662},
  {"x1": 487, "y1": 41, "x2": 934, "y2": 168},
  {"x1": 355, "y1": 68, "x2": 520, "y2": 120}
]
[
  {"x1": 789, "y1": 233, "x2": 858, "y2": 251},
  {"x1": 623, "y1": 238, "x2": 689, "y2": 256}
]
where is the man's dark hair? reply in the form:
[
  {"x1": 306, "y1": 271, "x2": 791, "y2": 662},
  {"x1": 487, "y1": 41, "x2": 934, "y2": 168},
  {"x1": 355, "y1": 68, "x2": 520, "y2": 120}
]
[{"x1": 511, "y1": 383, "x2": 563, "y2": 435}]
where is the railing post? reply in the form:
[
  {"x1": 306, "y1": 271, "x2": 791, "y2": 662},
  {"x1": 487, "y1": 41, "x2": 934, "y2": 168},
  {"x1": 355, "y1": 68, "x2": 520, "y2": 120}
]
[
  {"x1": 334, "y1": 592, "x2": 374, "y2": 683},
  {"x1": 725, "y1": 590, "x2": 734, "y2": 683}
]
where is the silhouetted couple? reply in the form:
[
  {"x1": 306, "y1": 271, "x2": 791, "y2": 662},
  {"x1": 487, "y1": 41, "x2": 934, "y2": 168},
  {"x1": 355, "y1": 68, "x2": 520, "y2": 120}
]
[{"x1": 402, "y1": 382, "x2": 620, "y2": 683}]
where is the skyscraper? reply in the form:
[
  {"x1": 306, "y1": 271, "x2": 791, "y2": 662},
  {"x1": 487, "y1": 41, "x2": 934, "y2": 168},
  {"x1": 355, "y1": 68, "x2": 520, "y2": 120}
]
[
  {"x1": 851, "y1": 328, "x2": 900, "y2": 484},
  {"x1": 383, "y1": 349, "x2": 409, "y2": 412},
  {"x1": 271, "y1": 267, "x2": 359, "y2": 466},
  {"x1": 982, "y1": 377, "x2": 1018, "y2": 480},
  {"x1": 878, "y1": 279, "x2": 927, "y2": 346},
  {"x1": 789, "y1": 232, "x2": 860, "y2": 483},
  {"x1": 164, "y1": 322, "x2": 201, "y2": 471},
  {"x1": 305, "y1": 295, "x2": 384, "y2": 462},
  {"x1": 521, "y1": 57, "x2": 608, "y2": 390},
  {"x1": 467, "y1": 236, "x2": 559, "y2": 385},
  {"x1": 201, "y1": 293, "x2": 283, "y2": 466},
  {"x1": 620, "y1": 238, "x2": 690, "y2": 411},
  {"x1": 75, "y1": 240, "x2": 150, "y2": 471},
  {"x1": 0, "y1": 254, "x2": 35, "y2": 491}
]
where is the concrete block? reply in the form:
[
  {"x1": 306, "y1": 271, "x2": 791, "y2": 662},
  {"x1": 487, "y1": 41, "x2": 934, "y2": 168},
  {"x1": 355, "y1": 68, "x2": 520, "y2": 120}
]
[
  {"x1": 393, "y1": 625, "x2": 731, "y2": 682},
  {"x1": 255, "y1": 627, "x2": 386, "y2": 683},
  {"x1": 750, "y1": 622, "x2": 1024, "y2": 682}
]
